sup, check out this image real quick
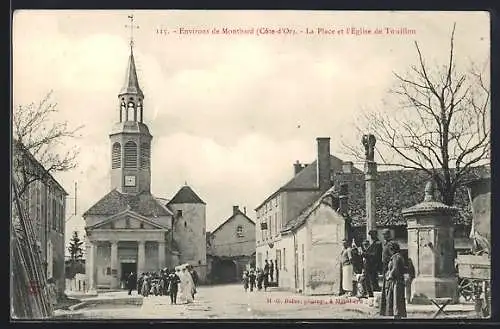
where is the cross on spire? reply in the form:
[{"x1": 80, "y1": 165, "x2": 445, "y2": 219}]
[{"x1": 125, "y1": 14, "x2": 140, "y2": 50}]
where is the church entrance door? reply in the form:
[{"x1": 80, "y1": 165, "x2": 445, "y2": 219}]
[{"x1": 121, "y1": 262, "x2": 137, "y2": 289}]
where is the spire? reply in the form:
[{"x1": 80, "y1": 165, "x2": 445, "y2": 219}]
[
  {"x1": 120, "y1": 14, "x2": 143, "y2": 98},
  {"x1": 119, "y1": 49, "x2": 144, "y2": 98}
]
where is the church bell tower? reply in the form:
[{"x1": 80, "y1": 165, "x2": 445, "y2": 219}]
[{"x1": 109, "y1": 15, "x2": 152, "y2": 195}]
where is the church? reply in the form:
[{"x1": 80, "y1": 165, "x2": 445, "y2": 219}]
[{"x1": 83, "y1": 37, "x2": 207, "y2": 291}]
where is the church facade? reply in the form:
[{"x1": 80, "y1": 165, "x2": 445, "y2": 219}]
[{"x1": 83, "y1": 43, "x2": 207, "y2": 291}]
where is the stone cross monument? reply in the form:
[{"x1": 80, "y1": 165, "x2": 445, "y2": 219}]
[
  {"x1": 362, "y1": 134, "x2": 377, "y2": 239},
  {"x1": 402, "y1": 180, "x2": 458, "y2": 304}
]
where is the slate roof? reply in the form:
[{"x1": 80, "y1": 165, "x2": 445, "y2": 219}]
[
  {"x1": 256, "y1": 155, "x2": 362, "y2": 210},
  {"x1": 211, "y1": 209, "x2": 255, "y2": 236},
  {"x1": 119, "y1": 49, "x2": 144, "y2": 98},
  {"x1": 281, "y1": 186, "x2": 338, "y2": 233},
  {"x1": 83, "y1": 189, "x2": 172, "y2": 217},
  {"x1": 333, "y1": 165, "x2": 490, "y2": 227},
  {"x1": 168, "y1": 185, "x2": 206, "y2": 205}
]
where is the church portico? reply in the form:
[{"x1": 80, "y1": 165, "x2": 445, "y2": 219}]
[{"x1": 87, "y1": 229, "x2": 169, "y2": 290}]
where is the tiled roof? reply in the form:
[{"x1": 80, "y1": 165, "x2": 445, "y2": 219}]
[
  {"x1": 334, "y1": 165, "x2": 490, "y2": 227},
  {"x1": 282, "y1": 186, "x2": 338, "y2": 233},
  {"x1": 168, "y1": 185, "x2": 206, "y2": 205},
  {"x1": 83, "y1": 189, "x2": 172, "y2": 217},
  {"x1": 256, "y1": 155, "x2": 361, "y2": 209}
]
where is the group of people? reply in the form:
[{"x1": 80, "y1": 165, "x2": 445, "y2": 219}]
[
  {"x1": 125, "y1": 264, "x2": 199, "y2": 305},
  {"x1": 242, "y1": 259, "x2": 276, "y2": 292},
  {"x1": 340, "y1": 229, "x2": 415, "y2": 319}
]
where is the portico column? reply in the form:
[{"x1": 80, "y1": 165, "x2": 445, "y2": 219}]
[
  {"x1": 111, "y1": 241, "x2": 119, "y2": 289},
  {"x1": 158, "y1": 241, "x2": 166, "y2": 269},
  {"x1": 138, "y1": 240, "x2": 145, "y2": 274},
  {"x1": 86, "y1": 241, "x2": 97, "y2": 293}
]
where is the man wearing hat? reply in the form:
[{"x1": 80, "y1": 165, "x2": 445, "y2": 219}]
[
  {"x1": 379, "y1": 228, "x2": 394, "y2": 316},
  {"x1": 365, "y1": 229, "x2": 383, "y2": 292}
]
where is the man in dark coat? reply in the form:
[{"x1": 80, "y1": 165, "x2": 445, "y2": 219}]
[
  {"x1": 379, "y1": 229, "x2": 395, "y2": 316},
  {"x1": 264, "y1": 260, "x2": 270, "y2": 280},
  {"x1": 249, "y1": 268, "x2": 256, "y2": 292},
  {"x1": 167, "y1": 269, "x2": 181, "y2": 304},
  {"x1": 269, "y1": 260, "x2": 275, "y2": 282},
  {"x1": 358, "y1": 240, "x2": 373, "y2": 298},
  {"x1": 366, "y1": 229, "x2": 383, "y2": 291},
  {"x1": 127, "y1": 272, "x2": 135, "y2": 295}
]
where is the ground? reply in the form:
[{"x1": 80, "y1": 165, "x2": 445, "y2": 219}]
[{"x1": 55, "y1": 284, "x2": 478, "y2": 320}]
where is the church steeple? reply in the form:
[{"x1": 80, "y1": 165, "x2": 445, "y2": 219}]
[
  {"x1": 110, "y1": 14, "x2": 152, "y2": 195},
  {"x1": 118, "y1": 14, "x2": 144, "y2": 123},
  {"x1": 120, "y1": 48, "x2": 144, "y2": 98}
]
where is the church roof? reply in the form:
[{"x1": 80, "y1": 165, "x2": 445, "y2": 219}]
[
  {"x1": 110, "y1": 121, "x2": 151, "y2": 136},
  {"x1": 119, "y1": 49, "x2": 144, "y2": 98},
  {"x1": 83, "y1": 189, "x2": 172, "y2": 217},
  {"x1": 168, "y1": 185, "x2": 206, "y2": 205}
]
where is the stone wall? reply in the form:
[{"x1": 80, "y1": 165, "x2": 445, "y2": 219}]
[
  {"x1": 170, "y1": 203, "x2": 207, "y2": 282},
  {"x1": 278, "y1": 234, "x2": 295, "y2": 289},
  {"x1": 306, "y1": 204, "x2": 344, "y2": 295},
  {"x1": 211, "y1": 213, "x2": 255, "y2": 257}
]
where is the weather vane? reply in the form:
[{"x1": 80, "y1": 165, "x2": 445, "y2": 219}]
[{"x1": 125, "y1": 14, "x2": 140, "y2": 49}]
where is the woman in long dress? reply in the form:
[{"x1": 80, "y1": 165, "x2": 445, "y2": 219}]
[
  {"x1": 340, "y1": 239, "x2": 353, "y2": 296},
  {"x1": 178, "y1": 265, "x2": 194, "y2": 304}
]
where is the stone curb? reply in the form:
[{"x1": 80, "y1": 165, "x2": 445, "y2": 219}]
[{"x1": 68, "y1": 297, "x2": 144, "y2": 311}]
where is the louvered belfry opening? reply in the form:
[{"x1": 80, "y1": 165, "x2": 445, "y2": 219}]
[
  {"x1": 124, "y1": 141, "x2": 138, "y2": 169},
  {"x1": 140, "y1": 142, "x2": 150, "y2": 169},
  {"x1": 112, "y1": 142, "x2": 121, "y2": 169}
]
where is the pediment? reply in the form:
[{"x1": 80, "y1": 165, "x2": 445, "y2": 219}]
[{"x1": 88, "y1": 209, "x2": 168, "y2": 230}]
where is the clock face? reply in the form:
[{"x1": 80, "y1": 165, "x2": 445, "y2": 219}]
[{"x1": 124, "y1": 175, "x2": 136, "y2": 187}]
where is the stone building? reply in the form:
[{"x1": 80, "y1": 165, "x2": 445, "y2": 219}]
[
  {"x1": 280, "y1": 186, "x2": 348, "y2": 295},
  {"x1": 207, "y1": 206, "x2": 255, "y2": 283},
  {"x1": 254, "y1": 137, "x2": 362, "y2": 277},
  {"x1": 12, "y1": 141, "x2": 68, "y2": 297},
  {"x1": 83, "y1": 44, "x2": 207, "y2": 291},
  {"x1": 254, "y1": 136, "x2": 489, "y2": 294}
]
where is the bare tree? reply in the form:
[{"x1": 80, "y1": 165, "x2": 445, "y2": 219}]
[
  {"x1": 342, "y1": 24, "x2": 490, "y2": 205},
  {"x1": 12, "y1": 90, "x2": 83, "y2": 197}
]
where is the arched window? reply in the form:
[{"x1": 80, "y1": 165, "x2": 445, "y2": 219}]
[
  {"x1": 127, "y1": 102, "x2": 135, "y2": 122},
  {"x1": 112, "y1": 142, "x2": 121, "y2": 169},
  {"x1": 124, "y1": 141, "x2": 137, "y2": 168},
  {"x1": 140, "y1": 143, "x2": 150, "y2": 169}
]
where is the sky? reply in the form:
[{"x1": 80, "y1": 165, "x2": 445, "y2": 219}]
[{"x1": 12, "y1": 10, "x2": 490, "y2": 253}]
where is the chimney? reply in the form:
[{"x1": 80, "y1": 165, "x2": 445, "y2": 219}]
[
  {"x1": 316, "y1": 137, "x2": 331, "y2": 192},
  {"x1": 339, "y1": 183, "x2": 348, "y2": 214},
  {"x1": 243, "y1": 206, "x2": 247, "y2": 215},
  {"x1": 342, "y1": 161, "x2": 353, "y2": 174},
  {"x1": 233, "y1": 205, "x2": 239, "y2": 215},
  {"x1": 294, "y1": 160, "x2": 304, "y2": 175}
]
